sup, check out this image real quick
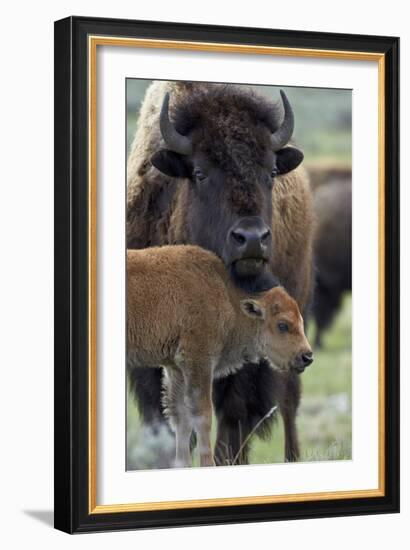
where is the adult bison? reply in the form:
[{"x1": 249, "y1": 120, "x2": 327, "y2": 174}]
[
  {"x1": 312, "y1": 175, "x2": 352, "y2": 347},
  {"x1": 127, "y1": 81, "x2": 315, "y2": 465}
]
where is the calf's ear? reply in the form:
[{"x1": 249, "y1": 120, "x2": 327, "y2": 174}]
[
  {"x1": 240, "y1": 299, "x2": 266, "y2": 321},
  {"x1": 275, "y1": 147, "x2": 304, "y2": 175},
  {"x1": 151, "y1": 150, "x2": 191, "y2": 178}
]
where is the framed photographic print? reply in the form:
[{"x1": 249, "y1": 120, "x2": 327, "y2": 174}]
[{"x1": 54, "y1": 16, "x2": 400, "y2": 533}]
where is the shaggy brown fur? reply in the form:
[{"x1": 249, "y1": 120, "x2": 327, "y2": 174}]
[
  {"x1": 127, "y1": 81, "x2": 315, "y2": 464},
  {"x1": 127, "y1": 245, "x2": 312, "y2": 467}
]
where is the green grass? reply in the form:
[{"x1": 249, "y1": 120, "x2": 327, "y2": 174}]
[{"x1": 127, "y1": 294, "x2": 352, "y2": 469}]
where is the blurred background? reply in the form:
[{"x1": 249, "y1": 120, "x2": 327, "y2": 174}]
[{"x1": 126, "y1": 80, "x2": 352, "y2": 468}]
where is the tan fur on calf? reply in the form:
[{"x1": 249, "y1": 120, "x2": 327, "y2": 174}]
[{"x1": 127, "y1": 245, "x2": 312, "y2": 467}]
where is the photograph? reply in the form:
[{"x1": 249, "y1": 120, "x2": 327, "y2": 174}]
[{"x1": 126, "y1": 79, "x2": 352, "y2": 470}]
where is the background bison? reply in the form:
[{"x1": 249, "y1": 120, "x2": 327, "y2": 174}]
[
  {"x1": 126, "y1": 80, "x2": 353, "y2": 468},
  {"x1": 311, "y1": 169, "x2": 352, "y2": 347}
]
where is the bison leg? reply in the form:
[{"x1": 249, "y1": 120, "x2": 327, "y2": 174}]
[
  {"x1": 182, "y1": 363, "x2": 215, "y2": 467},
  {"x1": 313, "y1": 280, "x2": 343, "y2": 348},
  {"x1": 163, "y1": 368, "x2": 193, "y2": 468},
  {"x1": 213, "y1": 362, "x2": 280, "y2": 466},
  {"x1": 279, "y1": 372, "x2": 301, "y2": 462},
  {"x1": 128, "y1": 366, "x2": 176, "y2": 468},
  {"x1": 214, "y1": 415, "x2": 251, "y2": 466}
]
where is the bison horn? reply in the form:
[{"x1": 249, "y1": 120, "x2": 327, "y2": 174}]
[
  {"x1": 271, "y1": 90, "x2": 294, "y2": 151},
  {"x1": 159, "y1": 92, "x2": 192, "y2": 155}
]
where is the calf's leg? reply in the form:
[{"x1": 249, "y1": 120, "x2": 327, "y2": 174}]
[
  {"x1": 162, "y1": 368, "x2": 192, "y2": 468},
  {"x1": 183, "y1": 365, "x2": 215, "y2": 467}
]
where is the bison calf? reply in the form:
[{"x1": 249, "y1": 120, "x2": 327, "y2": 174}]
[{"x1": 127, "y1": 245, "x2": 313, "y2": 468}]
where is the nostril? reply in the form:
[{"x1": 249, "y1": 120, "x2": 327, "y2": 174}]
[
  {"x1": 231, "y1": 230, "x2": 246, "y2": 246},
  {"x1": 261, "y1": 229, "x2": 271, "y2": 243},
  {"x1": 302, "y1": 352, "x2": 313, "y2": 366}
]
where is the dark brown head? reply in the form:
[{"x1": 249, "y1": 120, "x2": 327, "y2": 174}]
[
  {"x1": 151, "y1": 85, "x2": 304, "y2": 292},
  {"x1": 240, "y1": 286, "x2": 313, "y2": 373}
]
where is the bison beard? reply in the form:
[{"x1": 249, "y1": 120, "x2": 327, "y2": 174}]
[{"x1": 127, "y1": 81, "x2": 314, "y2": 465}]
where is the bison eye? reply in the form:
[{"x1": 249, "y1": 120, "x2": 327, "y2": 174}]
[
  {"x1": 277, "y1": 322, "x2": 289, "y2": 333},
  {"x1": 193, "y1": 168, "x2": 207, "y2": 182}
]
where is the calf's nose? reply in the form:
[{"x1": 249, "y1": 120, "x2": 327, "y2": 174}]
[{"x1": 300, "y1": 351, "x2": 313, "y2": 367}]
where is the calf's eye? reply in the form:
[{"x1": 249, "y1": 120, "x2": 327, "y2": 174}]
[{"x1": 277, "y1": 322, "x2": 289, "y2": 333}]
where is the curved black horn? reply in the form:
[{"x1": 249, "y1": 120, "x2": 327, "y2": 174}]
[
  {"x1": 159, "y1": 92, "x2": 192, "y2": 155},
  {"x1": 271, "y1": 90, "x2": 294, "y2": 151}
]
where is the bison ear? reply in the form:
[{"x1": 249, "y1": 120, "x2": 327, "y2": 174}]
[
  {"x1": 275, "y1": 147, "x2": 304, "y2": 175},
  {"x1": 151, "y1": 150, "x2": 191, "y2": 178},
  {"x1": 240, "y1": 299, "x2": 266, "y2": 321}
]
